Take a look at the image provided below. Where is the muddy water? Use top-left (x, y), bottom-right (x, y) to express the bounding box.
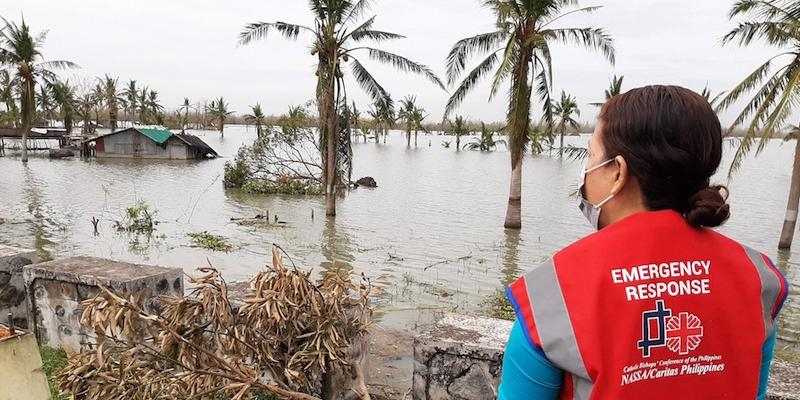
top-left (0, 126), bottom-right (796, 343)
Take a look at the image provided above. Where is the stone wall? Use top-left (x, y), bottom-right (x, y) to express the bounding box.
top-left (413, 313), bottom-right (799, 400)
top-left (0, 245), bottom-right (38, 329)
top-left (23, 256), bottom-right (183, 351)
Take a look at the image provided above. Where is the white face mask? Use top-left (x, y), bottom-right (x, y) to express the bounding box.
top-left (578, 158), bottom-right (616, 230)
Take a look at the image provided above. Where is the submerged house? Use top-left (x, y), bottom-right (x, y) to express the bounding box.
top-left (83, 128), bottom-right (218, 159)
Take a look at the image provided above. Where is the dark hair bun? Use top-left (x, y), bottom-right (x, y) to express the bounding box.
top-left (685, 185), bottom-right (730, 228)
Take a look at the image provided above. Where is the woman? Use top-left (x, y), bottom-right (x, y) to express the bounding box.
top-left (499, 85), bottom-right (789, 399)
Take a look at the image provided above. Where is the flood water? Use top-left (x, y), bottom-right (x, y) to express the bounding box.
top-left (0, 126), bottom-right (797, 344)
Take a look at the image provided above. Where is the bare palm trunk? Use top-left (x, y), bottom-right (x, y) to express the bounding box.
top-left (779, 138), bottom-right (800, 248)
top-left (20, 80), bottom-right (34, 163)
top-left (456, 135), bottom-right (461, 150)
top-left (559, 129), bottom-right (564, 158)
top-left (406, 129), bottom-right (411, 147)
top-left (414, 130), bottom-right (418, 146)
top-left (219, 119), bottom-right (225, 137)
top-left (503, 48), bottom-right (532, 229)
top-left (325, 106), bottom-right (338, 216)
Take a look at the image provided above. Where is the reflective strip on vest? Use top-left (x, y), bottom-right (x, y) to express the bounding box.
top-left (524, 258), bottom-right (593, 400)
top-left (742, 245), bottom-right (782, 338)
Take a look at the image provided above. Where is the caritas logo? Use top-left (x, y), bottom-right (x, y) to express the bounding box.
top-left (637, 300), bottom-right (704, 357)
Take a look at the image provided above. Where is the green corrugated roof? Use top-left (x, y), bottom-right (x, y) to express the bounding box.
top-left (137, 128), bottom-right (173, 144)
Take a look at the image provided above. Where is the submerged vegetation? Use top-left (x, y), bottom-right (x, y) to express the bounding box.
top-left (187, 231), bottom-right (232, 252)
top-left (116, 201), bottom-right (157, 234)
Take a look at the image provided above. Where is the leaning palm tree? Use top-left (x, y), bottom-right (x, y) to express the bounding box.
top-left (551, 90), bottom-right (580, 158)
top-left (590, 74), bottom-right (624, 107)
top-left (718, 0), bottom-right (800, 248)
top-left (147, 90), bottom-right (164, 125)
top-left (445, 0), bottom-right (614, 228)
top-left (99, 74), bottom-right (123, 131)
top-left (244, 103), bottom-right (266, 137)
top-left (206, 96), bottom-right (232, 136)
top-left (123, 80), bottom-right (137, 126)
top-left (0, 17), bottom-right (78, 162)
top-left (450, 115), bottom-right (470, 150)
top-left (239, 0), bottom-right (445, 217)
top-left (411, 104), bottom-right (428, 146)
top-left (52, 80), bottom-right (75, 133)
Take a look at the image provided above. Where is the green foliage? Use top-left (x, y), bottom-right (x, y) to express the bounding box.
top-left (122, 201), bottom-right (156, 233)
top-left (464, 122), bottom-right (506, 150)
top-left (479, 289), bottom-right (515, 321)
top-left (241, 179), bottom-right (322, 195)
top-left (223, 155), bottom-right (252, 188)
top-left (188, 231), bottom-right (232, 252)
top-left (40, 346), bottom-right (68, 400)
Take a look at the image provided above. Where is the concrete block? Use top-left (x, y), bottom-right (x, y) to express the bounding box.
top-left (413, 314), bottom-right (511, 400)
top-left (23, 256), bottom-right (183, 351)
top-left (0, 245), bottom-right (38, 329)
top-left (412, 313), bottom-right (798, 400)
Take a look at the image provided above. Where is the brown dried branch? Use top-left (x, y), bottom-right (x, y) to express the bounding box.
top-left (57, 245), bottom-right (371, 400)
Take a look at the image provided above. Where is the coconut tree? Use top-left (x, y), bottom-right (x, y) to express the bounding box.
top-left (350, 101), bottom-right (365, 142)
top-left (445, 0), bottom-right (614, 228)
top-left (590, 74), bottom-right (624, 107)
top-left (398, 95), bottom-right (417, 147)
top-left (465, 122), bottom-right (507, 150)
top-left (450, 115), bottom-right (469, 150)
top-left (0, 17), bottom-right (78, 162)
top-left (0, 70), bottom-right (18, 127)
top-left (136, 87), bottom-right (149, 124)
top-left (206, 96), bottom-right (232, 136)
top-left (244, 103), bottom-right (266, 137)
top-left (239, 0), bottom-right (445, 217)
top-left (51, 80), bottom-right (75, 133)
top-left (718, 0), bottom-right (800, 248)
top-left (179, 97), bottom-right (191, 133)
top-left (551, 90), bottom-right (580, 158)
top-left (36, 83), bottom-right (55, 126)
top-left (147, 90), bottom-right (164, 126)
top-left (99, 74), bottom-right (123, 131)
top-left (368, 99), bottom-right (395, 143)
top-left (123, 80), bottom-right (137, 126)
top-left (411, 103), bottom-right (428, 146)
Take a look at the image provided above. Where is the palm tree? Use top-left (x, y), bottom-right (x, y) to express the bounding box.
top-left (244, 103), bottom-right (266, 137)
top-left (350, 101), bottom-right (364, 142)
top-left (444, 0), bottom-right (614, 228)
top-left (411, 103), bottom-right (428, 146)
top-left (51, 80), bottom-right (75, 133)
top-left (551, 90), bottom-right (580, 158)
top-left (123, 80), bottom-right (137, 126)
top-left (369, 99), bottom-right (395, 143)
top-left (450, 115), bottom-right (469, 150)
top-left (239, 0), bottom-right (445, 217)
top-left (398, 95), bottom-right (417, 146)
top-left (0, 17), bottom-right (78, 162)
top-left (36, 83), bottom-right (55, 127)
top-left (718, 0), bottom-right (800, 248)
top-left (206, 96), bottom-right (232, 136)
top-left (99, 74), bottom-right (123, 131)
top-left (147, 90), bottom-right (164, 125)
top-left (0, 70), bottom-right (19, 127)
top-left (465, 122), bottom-right (507, 150)
top-left (137, 87), bottom-right (149, 124)
top-left (590, 74), bottom-right (624, 107)
top-left (179, 97), bottom-right (191, 133)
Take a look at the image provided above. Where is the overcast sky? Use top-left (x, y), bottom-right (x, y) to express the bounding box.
top-left (1, 0), bottom-right (781, 125)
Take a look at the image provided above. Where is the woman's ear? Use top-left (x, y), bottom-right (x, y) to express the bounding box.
top-left (611, 155), bottom-right (628, 195)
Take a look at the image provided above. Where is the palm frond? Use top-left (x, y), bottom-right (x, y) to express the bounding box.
top-left (445, 30), bottom-right (506, 85)
top-left (238, 21), bottom-right (311, 45)
top-left (715, 52), bottom-right (790, 111)
top-left (541, 6), bottom-right (604, 28)
top-left (544, 27), bottom-right (616, 64)
top-left (349, 57), bottom-right (392, 110)
top-left (489, 34), bottom-right (520, 99)
top-left (444, 52), bottom-right (499, 118)
top-left (722, 21), bottom-right (799, 47)
top-left (343, 0), bottom-right (375, 25)
top-left (350, 29), bottom-right (404, 43)
top-left (364, 47), bottom-right (446, 89)
top-left (38, 60), bottom-right (79, 70)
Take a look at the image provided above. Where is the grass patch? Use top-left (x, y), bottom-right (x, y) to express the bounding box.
top-left (479, 289), bottom-right (515, 321)
top-left (40, 346), bottom-right (67, 399)
top-left (188, 231), bottom-right (232, 252)
top-left (241, 179), bottom-right (322, 195)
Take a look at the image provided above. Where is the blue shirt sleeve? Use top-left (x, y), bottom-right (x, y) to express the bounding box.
top-left (498, 320), bottom-right (563, 400)
top-left (757, 327), bottom-right (777, 400)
